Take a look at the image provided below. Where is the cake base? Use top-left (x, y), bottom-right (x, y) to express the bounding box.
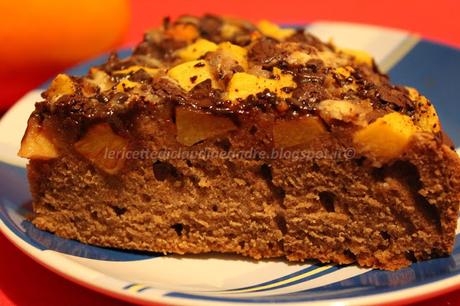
top-left (28, 114), bottom-right (460, 270)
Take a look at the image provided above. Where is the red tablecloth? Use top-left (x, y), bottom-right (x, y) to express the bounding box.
top-left (2, 1), bottom-right (460, 305)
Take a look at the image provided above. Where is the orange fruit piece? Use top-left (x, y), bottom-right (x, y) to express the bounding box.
top-left (165, 23), bottom-right (199, 42)
top-left (0, 0), bottom-right (130, 71)
top-left (74, 123), bottom-right (128, 174)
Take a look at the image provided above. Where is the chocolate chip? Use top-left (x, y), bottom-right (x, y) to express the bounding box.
top-left (378, 85), bottom-right (414, 112)
top-left (291, 82), bottom-right (327, 110)
top-left (112, 92), bottom-right (129, 104)
top-left (286, 31), bottom-right (328, 51)
top-left (198, 14), bottom-right (223, 42)
top-left (305, 59), bottom-right (324, 73)
top-left (189, 79), bottom-right (223, 108)
top-left (281, 87), bottom-right (294, 93)
top-left (248, 37), bottom-right (281, 66)
top-left (129, 69), bottom-right (153, 83)
top-left (95, 93), bottom-right (110, 104)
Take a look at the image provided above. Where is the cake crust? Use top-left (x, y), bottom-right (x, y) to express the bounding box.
top-left (19, 15), bottom-right (460, 270)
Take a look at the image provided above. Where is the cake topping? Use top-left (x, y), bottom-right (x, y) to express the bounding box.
top-left (74, 123), bottom-right (128, 174)
top-left (273, 116), bottom-right (327, 148)
top-left (167, 59), bottom-right (217, 91)
top-left (44, 74), bottom-right (76, 103)
top-left (317, 99), bottom-right (371, 126)
top-left (353, 112), bottom-right (417, 164)
top-left (257, 20), bottom-right (296, 41)
top-left (177, 38), bottom-right (218, 61)
top-left (405, 86), bottom-right (440, 134)
top-left (18, 116), bottom-right (59, 160)
top-left (226, 67), bottom-right (296, 102)
top-left (175, 107), bottom-right (237, 146)
top-left (31, 15), bottom-right (442, 156)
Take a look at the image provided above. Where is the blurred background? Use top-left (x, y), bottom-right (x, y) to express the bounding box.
top-left (1, 0), bottom-right (459, 114)
top-left (1, 1), bottom-right (460, 306)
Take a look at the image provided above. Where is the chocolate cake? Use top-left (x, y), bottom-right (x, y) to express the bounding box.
top-left (18, 15), bottom-right (460, 270)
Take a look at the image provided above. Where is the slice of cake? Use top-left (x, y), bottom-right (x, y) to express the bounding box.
top-left (18, 15), bottom-right (460, 270)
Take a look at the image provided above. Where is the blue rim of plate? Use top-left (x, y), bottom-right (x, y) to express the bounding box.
top-left (1, 22), bottom-right (460, 306)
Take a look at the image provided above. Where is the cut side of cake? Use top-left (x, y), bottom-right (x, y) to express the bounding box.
top-left (19, 15), bottom-right (460, 270)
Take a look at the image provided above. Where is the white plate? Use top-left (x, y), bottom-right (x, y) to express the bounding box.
top-left (2, 22), bottom-right (460, 306)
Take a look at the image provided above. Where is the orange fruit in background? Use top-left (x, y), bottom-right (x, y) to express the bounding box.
top-left (0, 0), bottom-right (131, 71)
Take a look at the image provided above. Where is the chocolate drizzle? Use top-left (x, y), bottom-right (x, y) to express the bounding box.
top-left (39, 15), bottom-right (421, 124)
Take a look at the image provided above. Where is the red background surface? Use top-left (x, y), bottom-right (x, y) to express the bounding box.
top-left (1, 0), bottom-right (460, 305)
